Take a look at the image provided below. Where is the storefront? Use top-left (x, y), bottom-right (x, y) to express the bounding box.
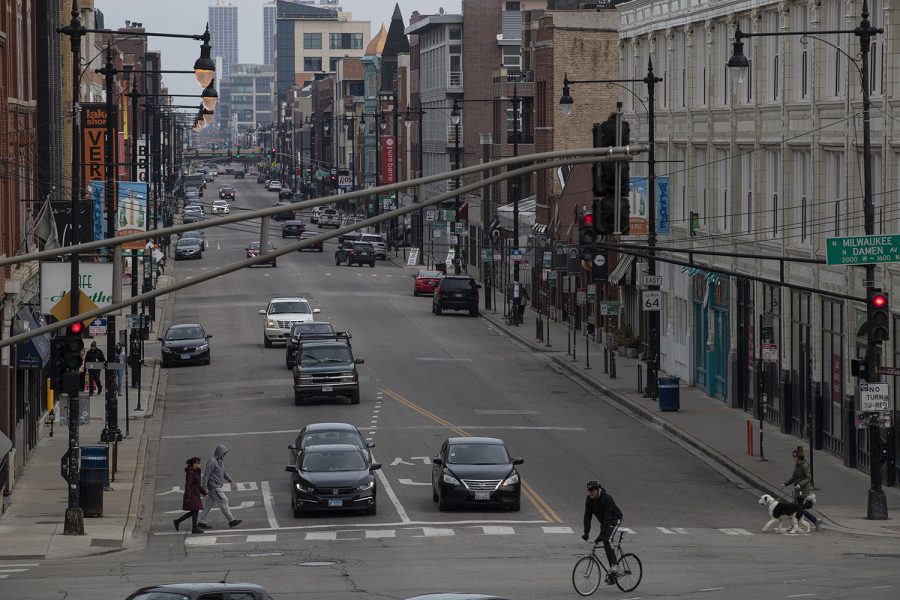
top-left (692, 271), bottom-right (730, 400)
top-left (10, 308), bottom-right (51, 472)
top-left (821, 299), bottom-right (845, 457)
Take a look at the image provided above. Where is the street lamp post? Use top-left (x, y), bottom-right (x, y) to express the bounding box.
top-left (511, 82), bottom-right (520, 284)
top-left (404, 104), bottom-right (426, 262)
top-left (450, 99), bottom-right (462, 273)
top-left (728, 0), bottom-right (885, 520)
top-left (559, 58), bottom-right (663, 398)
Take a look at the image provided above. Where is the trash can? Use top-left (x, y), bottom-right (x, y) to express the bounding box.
top-left (79, 445), bottom-right (108, 517)
top-left (658, 377), bottom-right (680, 412)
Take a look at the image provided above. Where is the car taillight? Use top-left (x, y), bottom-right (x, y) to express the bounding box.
top-left (474, 289), bottom-right (479, 301)
top-left (431, 279), bottom-right (439, 285)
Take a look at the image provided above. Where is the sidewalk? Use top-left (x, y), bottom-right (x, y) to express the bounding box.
top-left (0, 272), bottom-right (174, 560)
top-left (478, 303), bottom-right (900, 537)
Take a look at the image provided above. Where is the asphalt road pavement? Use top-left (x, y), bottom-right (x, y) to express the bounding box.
top-left (5, 171), bottom-right (900, 599)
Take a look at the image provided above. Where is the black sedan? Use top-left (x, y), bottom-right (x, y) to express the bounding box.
top-left (431, 437), bottom-right (523, 512)
top-left (174, 237), bottom-right (202, 260)
top-left (158, 323), bottom-right (211, 368)
top-left (285, 444), bottom-right (380, 517)
top-left (288, 422), bottom-right (373, 464)
top-left (234, 171), bottom-right (245, 179)
top-left (281, 220), bottom-right (305, 238)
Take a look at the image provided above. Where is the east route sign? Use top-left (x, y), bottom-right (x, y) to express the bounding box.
top-left (826, 235), bottom-right (900, 266)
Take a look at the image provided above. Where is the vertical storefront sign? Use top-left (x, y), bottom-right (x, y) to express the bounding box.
top-left (380, 135), bottom-right (396, 184)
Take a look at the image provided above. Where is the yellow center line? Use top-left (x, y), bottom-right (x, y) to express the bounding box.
top-left (383, 388), bottom-right (563, 524)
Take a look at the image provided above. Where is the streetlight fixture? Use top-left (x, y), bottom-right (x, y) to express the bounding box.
top-left (450, 99), bottom-right (461, 126)
top-left (201, 79), bottom-right (218, 111)
top-left (728, 0), bottom-right (886, 520)
top-left (200, 106), bottom-right (214, 126)
top-left (193, 25), bottom-right (215, 88)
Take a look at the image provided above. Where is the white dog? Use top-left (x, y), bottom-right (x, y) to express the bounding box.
top-left (759, 493), bottom-right (803, 534)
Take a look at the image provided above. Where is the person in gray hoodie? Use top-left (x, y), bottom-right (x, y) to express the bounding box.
top-left (197, 444), bottom-right (242, 529)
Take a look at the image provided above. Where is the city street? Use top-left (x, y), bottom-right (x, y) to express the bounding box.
top-left (1, 175), bottom-right (898, 599)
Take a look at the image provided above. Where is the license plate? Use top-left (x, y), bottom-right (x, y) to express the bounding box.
top-left (321, 385), bottom-right (333, 392)
top-left (328, 498), bottom-right (343, 507)
top-left (474, 491), bottom-right (491, 500)
top-left (180, 354), bottom-right (190, 360)
top-left (455, 293), bottom-right (464, 298)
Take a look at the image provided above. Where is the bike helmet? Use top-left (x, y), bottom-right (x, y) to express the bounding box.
top-left (586, 480), bottom-right (601, 491)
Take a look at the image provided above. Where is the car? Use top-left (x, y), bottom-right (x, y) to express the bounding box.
top-left (285, 321), bottom-right (348, 368)
top-left (311, 206), bottom-right (322, 223)
top-left (299, 230), bottom-right (324, 252)
top-left (291, 339), bottom-right (363, 405)
top-left (218, 185), bottom-right (235, 200)
top-left (357, 233), bottom-right (386, 259)
top-left (183, 211), bottom-right (203, 224)
top-left (234, 170), bottom-right (245, 179)
top-left (174, 237), bottom-right (203, 260)
top-left (158, 323), bottom-right (212, 368)
top-left (319, 208), bottom-right (341, 228)
top-left (404, 595), bottom-right (514, 600)
top-left (335, 241), bottom-right (376, 267)
top-left (179, 230), bottom-right (206, 250)
top-left (184, 186), bottom-right (200, 200)
top-left (267, 179), bottom-right (283, 192)
top-left (285, 444), bottom-right (380, 516)
top-left (279, 188), bottom-right (295, 201)
top-left (288, 422), bottom-right (374, 464)
top-left (433, 276), bottom-right (481, 317)
top-left (246, 241), bottom-right (277, 267)
top-left (431, 436), bottom-right (523, 512)
top-left (204, 173), bottom-right (215, 183)
top-left (125, 582), bottom-right (274, 600)
top-left (259, 296), bottom-right (321, 347)
top-left (257, 173), bottom-right (268, 184)
top-left (281, 220), bottom-right (305, 238)
top-left (414, 269), bottom-right (444, 296)
top-left (211, 199), bottom-right (230, 214)
top-left (337, 217), bottom-right (365, 243)
top-left (272, 201), bottom-right (296, 222)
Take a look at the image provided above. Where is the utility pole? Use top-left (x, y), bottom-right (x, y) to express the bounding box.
top-left (511, 81), bottom-right (520, 283)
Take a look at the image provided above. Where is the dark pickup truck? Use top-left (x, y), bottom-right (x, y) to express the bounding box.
top-left (285, 322), bottom-right (351, 368)
top-left (291, 337), bottom-right (363, 406)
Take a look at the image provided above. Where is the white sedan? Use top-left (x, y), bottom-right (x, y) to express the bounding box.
top-left (211, 199), bottom-right (230, 214)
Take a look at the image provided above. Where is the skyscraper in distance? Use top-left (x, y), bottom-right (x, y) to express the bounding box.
top-left (263, 2), bottom-right (276, 66)
top-left (209, 0), bottom-right (238, 78)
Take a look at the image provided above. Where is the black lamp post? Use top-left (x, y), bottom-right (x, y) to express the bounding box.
top-left (450, 99), bottom-right (462, 272)
top-left (559, 58), bottom-right (663, 398)
top-left (404, 103), bottom-right (426, 261)
top-left (728, 0), bottom-right (886, 520)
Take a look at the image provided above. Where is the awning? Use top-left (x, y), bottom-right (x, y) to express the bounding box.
top-left (497, 195), bottom-right (536, 230)
top-left (608, 254), bottom-right (635, 285)
top-left (13, 308), bottom-right (50, 369)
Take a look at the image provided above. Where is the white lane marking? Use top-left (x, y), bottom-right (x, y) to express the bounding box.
top-left (479, 526), bottom-right (515, 535)
top-left (718, 528), bottom-right (753, 535)
top-left (185, 535), bottom-right (220, 546)
top-left (306, 532), bottom-right (337, 541)
top-left (871, 586), bottom-right (894, 590)
top-left (700, 588), bottom-right (725, 592)
top-left (217, 242), bottom-right (221, 250)
top-left (417, 527), bottom-right (454, 537)
top-left (246, 534), bottom-right (277, 543)
top-left (657, 527), bottom-right (689, 534)
top-left (365, 530), bottom-right (397, 539)
top-left (153, 518), bottom-right (548, 536)
top-left (542, 526), bottom-right (574, 534)
top-left (234, 482), bottom-right (259, 491)
top-left (786, 595), bottom-right (816, 598)
top-left (0, 564), bottom-right (39, 568)
top-left (261, 480), bottom-right (279, 529)
top-left (0, 569), bottom-right (30, 574)
top-left (373, 454), bottom-right (409, 523)
top-left (397, 478), bottom-right (431, 486)
top-left (165, 500), bottom-right (255, 514)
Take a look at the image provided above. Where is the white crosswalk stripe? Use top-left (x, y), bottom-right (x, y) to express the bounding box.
top-left (0, 564), bottom-right (40, 580)
top-left (718, 528), bottom-right (754, 535)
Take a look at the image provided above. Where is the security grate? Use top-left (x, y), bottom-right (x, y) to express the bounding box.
top-left (89, 538), bottom-right (123, 548)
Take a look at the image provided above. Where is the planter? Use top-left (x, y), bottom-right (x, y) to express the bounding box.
top-left (626, 347), bottom-right (638, 358)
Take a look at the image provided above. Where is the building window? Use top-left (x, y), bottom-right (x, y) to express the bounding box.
top-left (738, 17), bottom-right (753, 105)
top-left (793, 150), bottom-right (809, 244)
top-left (449, 44), bottom-right (462, 87)
top-left (303, 33), bottom-right (322, 49)
top-left (870, 0), bottom-right (884, 96)
top-left (872, 153), bottom-right (884, 234)
top-left (673, 145), bottom-right (686, 225)
top-left (826, 151), bottom-right (843, 235)
top-left (329, 33), bottom-right (364, 50)
top-left (695, 25), bottom-right (707, 107)
top-left (766, 150), bottom-right (780, 238)
top-left (741, 152), bottom-right (753, 234)
top-left (717, 22), bottom-right (728, 106)
top-left (449, 27), bottom-right (462, 41)
top-left (348, 82), bottom-right (364, 97)
top-left (765, 11), bottom-right (779, 102)
top-left (329, 57), bottom-right (340, 71)
top-left (794, 4), bottom-right (809, 100)
top-left (505, 1), bottom-right (521, 10)
top-left (502, 46), bottom-right (521, 69)
top-left (825, 1), bottom-right (844, 97)
top-left (303, 57), bottom-right (323, 71)
top-left (696, 147), bottom-right (707, 225)
top-left (656, 33), bottom-right (668, 108)
top-left (717, 148), bottom-right (729, 232)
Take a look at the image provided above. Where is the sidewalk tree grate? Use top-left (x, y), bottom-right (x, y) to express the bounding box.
top-left (0, 555), bottom-right (45, 560)
top-left (89, 538), bottom-right (123, 548)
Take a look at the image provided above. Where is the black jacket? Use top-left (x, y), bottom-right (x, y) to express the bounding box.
top-left (85, 347), bottom-right (106, 365)
top-left (584, 490), bottom-right (623, 535)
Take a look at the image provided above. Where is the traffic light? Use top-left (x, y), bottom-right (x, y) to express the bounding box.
top-left (578, 210), bottom-right (597, 261)
top-left (867, 289), bottom-right (890, 343)
top-left (593, 116), bottom-right (630, 235)
top-left (49, 333), bottom-right (69, 392)
top-left (61, 323), bottom-right (85, 395)
top-left (235, 144), bottom-right (241, 158)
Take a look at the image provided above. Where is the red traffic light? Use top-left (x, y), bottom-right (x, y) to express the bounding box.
top-left (70, 322), bottom-right (83, 334)
top-left (872, 293), bottom-right (888, 308)
top-left (582, 212), bottom-right (594, 227)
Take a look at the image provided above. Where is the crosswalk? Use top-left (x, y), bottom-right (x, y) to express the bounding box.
top-left (175, 524), bottom-right (759, 547)
top-left (0, 563), bottom-right (39, 580)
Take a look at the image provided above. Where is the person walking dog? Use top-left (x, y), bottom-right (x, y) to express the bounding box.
top-left (780, 446), bottom-right (820, 531)
top-left (173, 457), bottom-right (207, 534)
top-left (197, 444), bottom-right (242, 530)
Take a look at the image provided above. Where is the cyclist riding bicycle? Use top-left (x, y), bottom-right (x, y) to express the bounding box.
top-left (582, 480), bottom-right (623, 578)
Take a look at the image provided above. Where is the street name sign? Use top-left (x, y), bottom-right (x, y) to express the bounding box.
top-left (859, 382), bottom-right (890, 413)
top-left (826, 235), bottom-right (900, 266)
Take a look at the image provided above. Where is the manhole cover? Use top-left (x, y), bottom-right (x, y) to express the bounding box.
top-left (301, 561), bottom-right (337, 567)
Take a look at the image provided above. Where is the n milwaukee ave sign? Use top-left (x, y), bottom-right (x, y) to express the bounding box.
top-left (826, 234), bottom-right (900, 266)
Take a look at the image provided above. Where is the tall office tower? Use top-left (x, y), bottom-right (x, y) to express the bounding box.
top-left (209, 0), bottom-right (239, 78)
top-left (263, 2), bottom-right (276, 65)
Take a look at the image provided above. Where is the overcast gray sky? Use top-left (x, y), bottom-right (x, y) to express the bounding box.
top-left (94, 0), bottom-right (461, 96)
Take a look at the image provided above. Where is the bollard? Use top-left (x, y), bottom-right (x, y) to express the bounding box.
top-left (610, 351), bottom-right (617, 379)
top-left (637, 364), bottom-right (643, 394)
top-left (747, 420), bottom-right (753, 456)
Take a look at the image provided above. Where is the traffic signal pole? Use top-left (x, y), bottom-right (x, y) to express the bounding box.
top-left (644, 58), bottom-right (661, 400)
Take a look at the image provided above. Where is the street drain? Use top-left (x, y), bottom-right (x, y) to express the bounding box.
top-left (301, 561), bottom-right (338, 567)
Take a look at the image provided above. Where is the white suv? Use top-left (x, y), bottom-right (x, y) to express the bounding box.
top-left (259, 297), bottom-right (321, 347)
top-left (358, 233), bottom-right (386, 259)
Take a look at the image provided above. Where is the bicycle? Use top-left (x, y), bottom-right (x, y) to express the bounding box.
top-left (572, 531), bottom-right (642, 595)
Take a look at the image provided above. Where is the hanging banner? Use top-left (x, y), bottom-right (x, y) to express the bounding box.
top-left (89, 181), bottom-right (148, 249)
top-left (627, 175), bottom-right (670, 237)
top-left (82, 103), bottom-right (110, 186)
top-left (136, 138), bottom-right (148, 183)
top-left (89, 182), bottom-right (105, 241)
top-left (380, 135), bottom-right (396, 185)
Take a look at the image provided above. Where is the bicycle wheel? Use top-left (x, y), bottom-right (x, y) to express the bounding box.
top-left (572, 556), bottom-right (603, 596)
top-left (615, 553), bottom-right (643, 593)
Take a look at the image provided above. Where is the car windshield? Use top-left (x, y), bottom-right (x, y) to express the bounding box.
top-left (418, 271), bottom-right (442, 278)
top-left (270, 301), bottom-right (310, 314)
top-left (301, 431), bottom-right (363, 450)
top-left (294, 323), bottom-right (333, 335)
top-left (361, 235), bottom-right (382, 243)
top-left (298, 345), bottom-right (352, 366)
top-left (301, 449), bottom-right (366, 472)
top-left (181, 232), bottom-right (202, 239)
top-left (166, 326), bottom-right (204, 340)
top-left (249, 242), bottom-right (275, 251)
top-left (128, 593), bottom-right (193, 600)
top-left (447, 443), bottom-right (510, 465)
top-left (213, 200), bottom-right (227, 205)
top-left (176, 239), bottom-right (198, 248)
top-left (441, 278), bottom-right (477, 292)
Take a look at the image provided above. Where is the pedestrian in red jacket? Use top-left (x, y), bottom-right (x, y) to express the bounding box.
top-left (173, 457), bottom-right (207, 534)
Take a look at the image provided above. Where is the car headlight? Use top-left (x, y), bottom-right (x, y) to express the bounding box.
top-left (197, 343), bottom-right (209, 351)
top-left (267, 319), bottom-right (276, 328)
top-left (161, 347), bottom-right (174, 353)
top-left (295, 482), bottom-right (315, 493)
top-left (442, 473), bottom-right (460, 486)
top-left (501, 472), bottom-right (519, 488)
top-left (355, 480), bottom-right (374, 492)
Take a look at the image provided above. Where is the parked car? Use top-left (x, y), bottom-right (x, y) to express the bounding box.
top-left (158, 323), bottom-right (211, 368)
top-left (431, 436), bottom-right (522, 511)
top-left (279, 188), bottom-right (294, 201)
top-left (126, 582), bottom-right (273, 600)
top-left (414, 270), bottom-right (444, 296)
top-left (267, 180), bottom-right (283, 192)
top-left (174, 237), bottom-right (203, 260)
top-left (259, 296), bottom-right (321, 347)
top-left (299, 230), bottom-right (324, 252)
top-left (211, 199), bottom-right (230, 214)
top-left (218, 185), bottom-right (235, 200)
top-left (311, 206), bottom-right (322, 224)
top-left (257, 173), bottom-right (268, 184)
top-left (246, 241), bottom-right (277, 267)
top-left (285, 444), bottom-right (379, 516)
top-left (281, 220), bottom-right (305, 238)
top-left (234, 170), bottom-right (245, 179)
top-left (288, 422), bottom-right (373, 464)
top-left (285, 322), bottom-right (349, 368)
top-left (433, 276), bottom-right (481, 317)
top-left (272, 201), bottom-right (295, 222)
top-left (335, 241), bottom-right (376, 267)
top-left (291, 338), bottom-right (363, 405)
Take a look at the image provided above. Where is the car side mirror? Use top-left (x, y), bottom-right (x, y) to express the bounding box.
top-left (285, 465), bottom-right (298, 473)
top-left (288, 444), bottom-right (296, 451)
top-left (366, 442), bottom-right (375, 449)
top-left (354, 358), bottom-right (365, 364)
top-left (157, 337), bottom-right (164, 342)
top-left (258, 309), bottom-right (266, 315)
top-left (512, 458), bottom-right (524, 465)
top-left (370, 463), bottom-right (382, 471)
top-left (432, 457), bottom-right (444, 466)
top-left (205, 334), bottom-right (213, 339)
top-left (477, 284), bottom-right (483, 289)
top-left (313, 308), bottom-right (321, 314)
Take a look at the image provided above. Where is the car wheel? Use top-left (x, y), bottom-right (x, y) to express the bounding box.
top-left (369, 262), bottom-right (375, 268)
top-left (335, 256), bottom-right (341, 265)
top-left (294, 392), bottom-right (305, 406)
top-left (470, 308), bottom-right (479, 317)
top-left (204, 358), bottom-right (211, 365)
top-left (161, 359), bottom-right (169, 368)
top-left (432, 487), bottom-right (439, 502)
top-left (414, 291), bottom-right (419, 297)
top-left (350, 391), bottom-right (360, 404)
top-left (272, 261), bottom-right (277, 268)
top-left (318, 248), bottom-right (323, 252)
top-left (431, 304), bottom-right (436, 314)
top-left (293, 505), bottom-right (303, 518)
top-left (510, 502), bottom-right (521, 512)
top-left (435, 305), bottom-right (443, 315)
top-left (438, 489), bottom-right (450, 512)
top-left (264, 336), bottom-right (273, 348)
top-left (366, 502), bottom-right (377, 515)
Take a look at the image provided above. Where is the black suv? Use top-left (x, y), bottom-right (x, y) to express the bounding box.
top-left (292, 338), bottom-right (364, 405)
top-left (285, 321), bottom-right (352, 368)
top-left (335, 241), bottom-right (376, 267)
top-left (433, 276), bottom-right (481, 317)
